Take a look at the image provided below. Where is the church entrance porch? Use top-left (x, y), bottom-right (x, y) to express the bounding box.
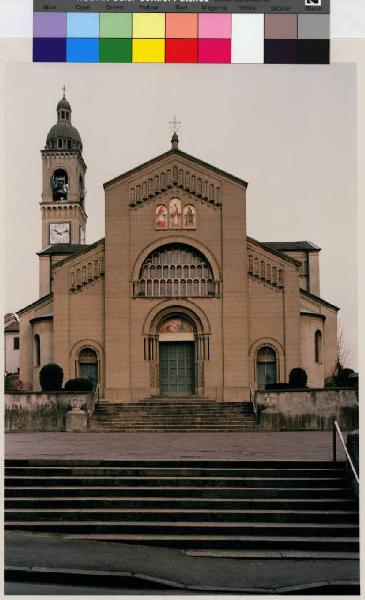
top-left (159, 341), bottom-right (195, 396)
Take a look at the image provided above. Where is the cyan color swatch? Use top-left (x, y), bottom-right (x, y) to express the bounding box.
top-left (66, 38), bottom-right (99, 62)
top-left (67, 13), bottom-right (99, 38)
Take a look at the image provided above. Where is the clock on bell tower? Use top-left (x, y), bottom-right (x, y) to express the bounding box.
top-left (38, 90), bottom-right (88, 297)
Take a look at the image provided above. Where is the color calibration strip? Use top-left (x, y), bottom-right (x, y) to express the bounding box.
top-left (33, 13), bottom-right (330, 64)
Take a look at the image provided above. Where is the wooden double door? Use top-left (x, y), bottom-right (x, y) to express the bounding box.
top-left (159, 342), bottom-right (195, 396)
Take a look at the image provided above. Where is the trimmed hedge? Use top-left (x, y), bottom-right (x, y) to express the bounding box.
top-left (39, 363), bottom-right (63, 392)
top-left (288, 368), bottom-right (308, 389)
top-left (64, 378), bottom-right (94, 392)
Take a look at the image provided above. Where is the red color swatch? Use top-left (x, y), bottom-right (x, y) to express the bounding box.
top-left (198, 39), bottom-right (231, 63)
top-left (166, 39), bottom-right (198, 63)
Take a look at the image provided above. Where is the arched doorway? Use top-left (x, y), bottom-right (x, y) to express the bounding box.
top-left (256, 346), bottom-right (277, 390)
top-left (159, 317), bottom-right (195, 396)
top-left (78, 347), bottom-right (98, 390)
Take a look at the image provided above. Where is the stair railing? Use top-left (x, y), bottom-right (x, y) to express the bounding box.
top-left (332, 420), bottom-right (359, 485)
top-left (86, 383), bottom-right (100, 421)
top-left (250, 385), bottom-right (258, 423)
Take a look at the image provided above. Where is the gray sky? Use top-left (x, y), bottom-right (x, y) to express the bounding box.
top-left (4, 63), bottom-right (357, 368)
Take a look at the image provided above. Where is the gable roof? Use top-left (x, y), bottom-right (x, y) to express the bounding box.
top-left (5, 320), bottom-right (19, 332)
top-left (38, 244), bottom-right (90, 256)
top-left (300, 288), bottom-right (339, 311)
top-left (52, 238), bottom-right (105, 270)
top-left (103, 148), bottom-right (248, 190)
top-left (17, 293), bottom-right (53, 316)
top-left (263, 241), bottom-right (321, 252)
top-left (247, 237), bottom-right (302, 267)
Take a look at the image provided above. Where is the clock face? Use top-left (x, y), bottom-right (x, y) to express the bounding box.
top-left (49, 223), bottom-right (70, 244)
top-left (79, 226), bottom-right (85, 245)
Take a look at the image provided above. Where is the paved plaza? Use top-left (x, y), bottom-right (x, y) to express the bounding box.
top-left (5, 431), bottom-right (345, 460)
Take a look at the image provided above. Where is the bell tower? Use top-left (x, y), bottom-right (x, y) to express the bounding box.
top-left (38, 91), bottom-right (87, 296)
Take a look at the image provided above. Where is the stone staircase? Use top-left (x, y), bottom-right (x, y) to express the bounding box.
top-left (4, 459), bottom-right (359, 558)
top-left (88, 399), bottom-right (257, 432)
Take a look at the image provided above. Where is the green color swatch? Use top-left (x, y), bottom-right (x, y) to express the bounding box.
top-left (100, 13), bottom-right (132, 38)
top-left (99, 38), bottom-right (132, 62)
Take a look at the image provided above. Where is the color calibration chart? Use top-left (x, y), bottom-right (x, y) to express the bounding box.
top-left (33, 0), bottom-right (330, 64)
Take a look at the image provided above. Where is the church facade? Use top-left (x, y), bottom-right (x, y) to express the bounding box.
top-left (18, 95), bottom-right (338, 402)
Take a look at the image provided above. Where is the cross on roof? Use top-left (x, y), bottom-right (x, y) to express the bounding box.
top-left (169, 114), bottom-right (181, 135)
top-left (62, 84), bottom-right (66, 98)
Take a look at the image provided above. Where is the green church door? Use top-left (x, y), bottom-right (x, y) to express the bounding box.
top-left (159, 342), bottom-right (195, 396)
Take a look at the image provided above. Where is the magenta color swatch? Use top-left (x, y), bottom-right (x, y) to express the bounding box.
top-left (198, 14), bottom-right (232, 39)
top-left (33, 12), bottom-right (67, 38)
top-left (198, 39), bottom-right (231, 63)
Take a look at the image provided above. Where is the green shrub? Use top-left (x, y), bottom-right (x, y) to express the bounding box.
top-left (39, 363), bottom-right (63, 392)
top-left (336, 367), bottom-right (355, 387)
top-left (64, 378), bottom-right (93, 392)
top-left (288, 368), bottom-right (308, 388)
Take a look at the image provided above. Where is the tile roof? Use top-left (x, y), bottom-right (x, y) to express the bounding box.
top-left (262, 241), bottom-right (321, 252)
top-left (37, 244), bottom-right (89, 256)
top-left (5, 320), bottom-right (19, 332)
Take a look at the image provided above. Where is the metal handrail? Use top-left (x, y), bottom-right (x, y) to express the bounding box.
top-left (249, 385), bottom-right (258, 421)
top-left (86, 383), bottom-right (100, 419)
top-left (333, 420), bottom-right (359, 485)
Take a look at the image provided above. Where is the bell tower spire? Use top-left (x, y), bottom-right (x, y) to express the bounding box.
top-left (38, 91), bottom-right (88, 296)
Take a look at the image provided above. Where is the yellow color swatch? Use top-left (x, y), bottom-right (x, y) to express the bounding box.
top-left (133, 39), bottom-right (165, 63)
top-left (133, 14), bottom-right (165, 39)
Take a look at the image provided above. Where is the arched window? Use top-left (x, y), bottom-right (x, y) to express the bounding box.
top-left (138, 243), bottom-right (215, 298)
top-left (52, 168), bottom-right (68, 201)
top-left (315, 330), bottom-right (322, 363)
top-left (34, 334), bottom-right (41, 367)
top-left (256, 346), bottom-right (277, 390)
top-left (78, 347), bottom-right (98, 390)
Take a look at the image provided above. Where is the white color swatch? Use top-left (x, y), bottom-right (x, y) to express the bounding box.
top-left (231, 15), bottom-right (264, 64)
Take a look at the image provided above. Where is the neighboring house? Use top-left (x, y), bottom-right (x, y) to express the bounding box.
top-left (4, 313), bottom-right (20, 374)
top-left (17, 93), bottom-right (338, 397)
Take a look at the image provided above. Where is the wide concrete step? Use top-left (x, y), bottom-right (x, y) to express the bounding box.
top-left (5, 485), bottom-right (352, 499)
top-left (90, 400), bottom-right (257, 432)
top-left (5, 508), bottom-right (359, 524)
top-left (95, 408), bottom-right (256, 413)
top-left (6, 497), bottom-right (357, 511)
top-left (5, 459), bottom-right (358, 556)
top-left (5, 459), bottom-right (343, 467)
top-left (5, 476), bottom-right (349, 488)
top-left (5, 466), bottom-right (344, 477)
top-left (4, 519), bottom-right (359, 537)
top-left (88, 428), bottom-right (257, 433)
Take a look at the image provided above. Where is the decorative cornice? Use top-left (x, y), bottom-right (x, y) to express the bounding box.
top-left (104, 148), bottom-right (247, 190)
top-left (128, 164), bottom-right (222, 209)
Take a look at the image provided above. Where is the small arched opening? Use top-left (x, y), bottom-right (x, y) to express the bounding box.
top-left (256, 346), bottom-right (277, 390)
top-left (315, 330), bottom-right (322, 363)
top-left (52, 168), bottom-right (69, 201)
top-left (34, 334), bottom-right (41, 367)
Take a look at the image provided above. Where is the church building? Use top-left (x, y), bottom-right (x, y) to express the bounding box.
top-left (18, 94), bottom-right (338, 401)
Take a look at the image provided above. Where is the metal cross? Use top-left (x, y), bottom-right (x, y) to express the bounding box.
top-left (62, 84), bottom-right (66, 97)
top-left (169, 114), bottom-right (181, 135)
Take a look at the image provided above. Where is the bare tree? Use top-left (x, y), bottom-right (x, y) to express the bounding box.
top-left (337, 321), bottom-right (352, 370)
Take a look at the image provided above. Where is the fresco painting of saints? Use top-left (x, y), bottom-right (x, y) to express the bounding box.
top-left (183, 205), bottom-right (196, 229)
top-left (155, 205), bottom-right (167, 229)
top-left (170, 198), bottom-right (182, 229)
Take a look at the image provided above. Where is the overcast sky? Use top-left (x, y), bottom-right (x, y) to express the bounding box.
top-left (4, 63), bottom-right (357, 368)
